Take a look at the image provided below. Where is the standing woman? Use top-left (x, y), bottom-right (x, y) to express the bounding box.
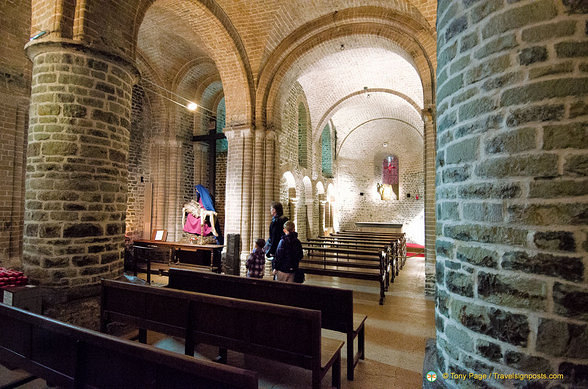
top-left (265, 202), bottom-right (288, 272)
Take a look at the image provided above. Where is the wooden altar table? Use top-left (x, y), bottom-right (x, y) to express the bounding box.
top-left (132, 239), bottom-right (224, 282)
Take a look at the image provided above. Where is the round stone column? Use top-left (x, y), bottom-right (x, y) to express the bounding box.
top-left (252, 129), bottom-right (266, 244)
top-left (436, 1), bottom-right (587, 387)
top-left (264, 130), bottom-right (276, 238)
top-left (24, 42), bottom-right (137, 289)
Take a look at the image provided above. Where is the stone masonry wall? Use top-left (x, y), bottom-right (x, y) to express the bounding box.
top-left (126, 85), bottom-right (152, 239)
top-left (24, 44), bottom-right (135, 290)
top-left (435, 1), bottom-right (588, 387)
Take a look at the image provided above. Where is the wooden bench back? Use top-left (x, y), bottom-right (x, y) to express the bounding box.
top-left (101, 279), bottom-right (322, 371)
top-left (167, 268), bottom-right (354, 333)
top-left (0, 303), bottom-right (258, 389)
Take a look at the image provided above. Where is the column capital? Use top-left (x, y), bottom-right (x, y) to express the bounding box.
top-left (255, 129), bottom-right (266, 140)
top-left (421, 105), bottom-right (436, 124)
top-left (223, 125), bottom-right (253, 140)
top-left (25, 39), bottom-right (140, 83)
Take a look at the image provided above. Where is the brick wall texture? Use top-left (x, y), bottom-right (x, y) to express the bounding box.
top-left (436, 0), bottom-right (588, 386)
top-left (0, 0), bottom-right (31, 269)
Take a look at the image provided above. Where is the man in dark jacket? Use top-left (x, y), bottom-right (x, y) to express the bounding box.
top-left (273, 220), bottom-right (303, 283)
top-left (265, 201), bottom-right (288, 271)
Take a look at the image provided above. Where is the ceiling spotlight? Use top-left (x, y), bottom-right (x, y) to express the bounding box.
top-left (383, 142), bottom-right (388, 147)
top-left (186, 102), bottom-right (198, 111)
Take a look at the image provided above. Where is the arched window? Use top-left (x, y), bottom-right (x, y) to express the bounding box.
top-left (321, 124), bottom-right (333, 177)
top-left (379, 155), bottom-right (399, 200)
top-left (298, 102), bottom-right (308, 168)
top-left (216, 97), bottom-right (227, 152)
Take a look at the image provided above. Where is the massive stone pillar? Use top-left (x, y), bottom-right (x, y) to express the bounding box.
top-left (435, 1), bottom-right (587, 387)
top-left (24, 42), bottom-right (136, 291)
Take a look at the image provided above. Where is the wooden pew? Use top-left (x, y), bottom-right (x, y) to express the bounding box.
top-left (100, 279), bottom-right (343, 389)
top-left (313, 236), bottom-right (400, 277)
top-left (330, 231), bottom-right (407, 270)
top-left (306, 238), bottom-right (396, 282)
top-left (299, 244), bottom-right (388, 305)
top-left (167, 267), bottom-right (367, 381)
top-left (0, 303), bottom-right (258, 389)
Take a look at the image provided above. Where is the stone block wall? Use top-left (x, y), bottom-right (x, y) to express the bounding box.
top-left (435, 0), bottom-right (588, 386)
top-left (126, 85), bottom-right (152, 240)
top-left (179, 111), bottom-right (195, 206)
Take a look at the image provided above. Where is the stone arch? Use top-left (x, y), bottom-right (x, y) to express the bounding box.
top-left (313, 88), bottom-right (422, 145)
top-left (136, 0), bottom-right (254, 126)
top-left (280, 171), bottom-right (297, 223)
top-left (316, 181), bottom-right (325, 195)
top-left (174, 59), bottom-right (222, 134)
top-left (336, 117), bottom-right (423, 156)
top-left (256, 6), bottom-right (436, 129)
top-left (282, 171), bottom-right (296, 188)
top-left (134, 52), bottom-right (169, 137)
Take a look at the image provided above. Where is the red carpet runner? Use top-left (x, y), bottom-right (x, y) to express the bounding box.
top-left (406, 243), bottom-right (425, 258)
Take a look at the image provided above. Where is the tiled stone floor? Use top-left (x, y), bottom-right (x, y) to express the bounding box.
top-left (0, 256), bottom-right (435, 388)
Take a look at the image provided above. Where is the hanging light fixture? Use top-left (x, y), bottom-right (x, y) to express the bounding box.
top-left (141, 79), bottom-right (211, 116)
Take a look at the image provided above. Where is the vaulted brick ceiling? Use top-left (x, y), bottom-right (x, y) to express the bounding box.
top-left (135, 0), bottom-right (433, 137)
top-left (136, 2), bottom-right (223, 112)
top-left (279, 37), bottom-right (426, 155)
top-left (294, 43), bottom-right (424, 134)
